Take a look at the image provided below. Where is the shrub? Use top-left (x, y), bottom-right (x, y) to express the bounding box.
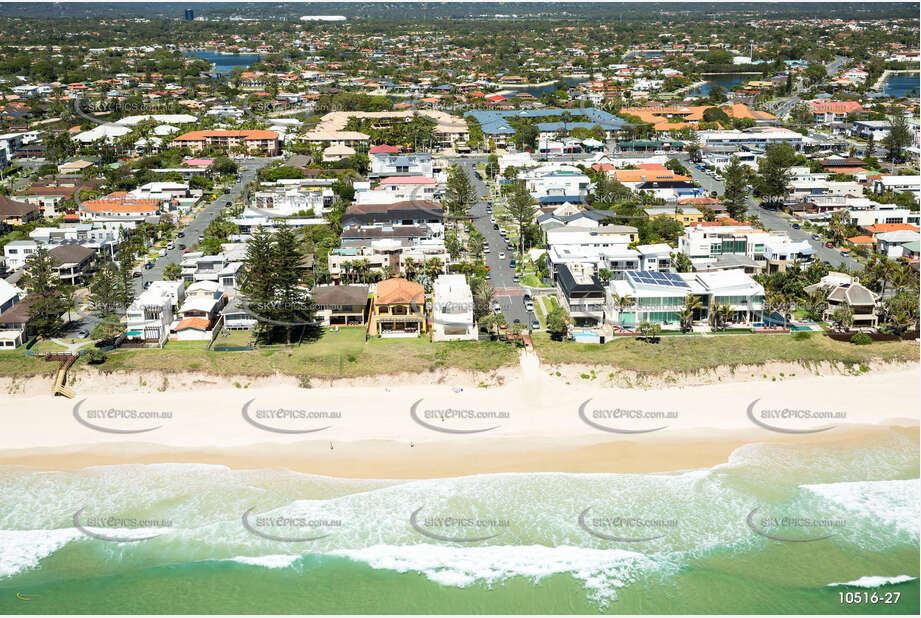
top-left (84, 348), bottom-right (107, 364)
top-left (850, 333), bottom-right (873, 345)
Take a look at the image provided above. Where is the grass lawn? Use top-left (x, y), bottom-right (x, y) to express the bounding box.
top-left (533, 297), bottom-right (548, 328)
top-left (532, 331), bottom-right (919, 373)
top-left (0, 351), bottom-right (55, 377)
top-left (29, 340), bottom-right (70, 353)
top-left (86, 328), bottom-right (519, 378)
top-left (520, 274), bottom-right (552, 288)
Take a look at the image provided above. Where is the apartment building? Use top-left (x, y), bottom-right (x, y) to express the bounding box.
top-left (172, 130), bottom-right (280, 155)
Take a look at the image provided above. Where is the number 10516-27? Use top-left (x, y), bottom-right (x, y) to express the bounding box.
top-left (839, 591), bottom-right (900, 605)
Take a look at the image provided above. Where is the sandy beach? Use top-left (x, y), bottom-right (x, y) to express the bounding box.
top-left (1, 364), bottom-right (917, 477)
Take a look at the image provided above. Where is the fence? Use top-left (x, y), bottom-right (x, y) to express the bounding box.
top-left (825, 330), bottom-right (919, 342)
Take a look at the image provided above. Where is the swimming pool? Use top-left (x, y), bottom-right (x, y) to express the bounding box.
top-left (572, 332), bottom-right (600, 343)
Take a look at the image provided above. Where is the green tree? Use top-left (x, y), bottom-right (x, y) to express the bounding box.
top-left (883, 112), bottom-right (912, 163)
top-left (546, 305), bottom-right (572, 341)
top-left (20, 246), bottom-right (70, 336)
top-left (678, 294), bottom-right (703, 332)
top-left (506, 182), bottom-right (537, 258)
top-left (162, 262), bottom-right (181, 281)
top-left (756, 143), bottom-right (796, 208)
top-left (443, 164), bottom-right (477, 219)
top-left (87, 262), bottom-right (121, 318)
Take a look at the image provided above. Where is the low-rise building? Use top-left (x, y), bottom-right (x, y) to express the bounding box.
top-left (556, 262), bottom-right (606, 327)
top-left (313, 284), bottom-right (369, 327)
top-left (607, 269), bottom-right (764, 328)
top-left (804, 272), bottom-right (878, 329)
top-left (432, 274), bottom-right (477, 341)
top-left (369, 277), bottom-right (426, 337)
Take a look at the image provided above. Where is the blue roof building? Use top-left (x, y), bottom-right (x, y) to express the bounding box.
top-left (465, 108), bottom-right (628, 139)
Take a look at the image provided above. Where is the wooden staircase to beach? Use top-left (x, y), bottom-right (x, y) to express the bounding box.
top-left (45, 353), bottom-right (78, 398)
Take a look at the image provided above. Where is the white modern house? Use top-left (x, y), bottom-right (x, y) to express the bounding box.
top-left (873, 175), bottom-right (921, 201)
top-left (126, 280), bottom-right (184, 346)
top-left (607, 269), bottom-right (764, 328)
top-left (431, 274), bottom-right (477, 341)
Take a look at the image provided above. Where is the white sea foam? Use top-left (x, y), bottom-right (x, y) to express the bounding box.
top-left (328, 543), bottom-right (676, 606)
top-left (827, 575), bottom-right (917, 588)
top-left (224, 554), bottom-right (301, 569)
top-left (801, 479), bottom-right (919, 539)
top-left (0, 528), bottom-right (83, 578)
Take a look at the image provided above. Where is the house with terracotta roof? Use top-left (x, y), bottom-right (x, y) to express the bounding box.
top-left (369, 277), bottom-right (426, 337)
top-left (172, 130), bottom-right (279, 155)
top-left (80, 196), bottom-right (160, 222)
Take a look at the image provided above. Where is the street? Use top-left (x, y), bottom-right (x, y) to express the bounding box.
top-left (134, 157), bottom-right (272, 292)
top-left (677, 155), bottom-right (862, 270)
top-left (453, 158), bottom-right (532, 328)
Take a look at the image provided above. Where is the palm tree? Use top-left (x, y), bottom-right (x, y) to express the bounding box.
top-left (801, 289), bottom-right (828, 321)
top-left (764, 291), bottom-right (792, 329)
top-left (679, 294), bottom-right (703, 332)
top-left (610, 293), bottom-right (635, 330)
top-left (424, 257), bottom-right (444, 281)
top-left (403, 257), bottom-right (417, 281)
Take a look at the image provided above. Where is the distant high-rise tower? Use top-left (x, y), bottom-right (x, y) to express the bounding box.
top-left (184, 9), bottom-right (194, 21)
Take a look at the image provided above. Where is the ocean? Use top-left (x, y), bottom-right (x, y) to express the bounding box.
top-left (0, 430), bottom-right (918, 614)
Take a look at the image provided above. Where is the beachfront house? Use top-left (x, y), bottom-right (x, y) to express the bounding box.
top-left (368, 277), bottom-right (426, 337)
top-left (556, 263), bottom-right (606, 328)
top-left (432, 274), bottom-right (477, 341)
top-left (313, 284), bottom-right (370, 327)
top-left (607, 269), bottom-right (764, 329)
top-left (803, 273), bottom-right (879, 329)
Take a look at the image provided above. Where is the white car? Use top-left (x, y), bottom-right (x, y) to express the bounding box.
top-left (483, 246), bottom-right (490, 254)
top-left (498, 252), bottom-right (506, 259)
top-left (525, 300), bottom-right (534, 311)
top-left (493, 302), bottom-right (502, 314)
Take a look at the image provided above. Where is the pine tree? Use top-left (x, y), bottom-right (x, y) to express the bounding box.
top-left (88, 262), bottom-right (121, 317)
top-left (506, 182), bottom-right (537, 258)
top-left (239, 228), bottom-right (278, 342)
top-left (273, 226), bottom-right (316, 344)
top-left (722, 156), bottom-right (750, 220)
top-left (20, 246), bottom-right (70, 336)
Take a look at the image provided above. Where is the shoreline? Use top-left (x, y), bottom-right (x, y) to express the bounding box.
top-left (1, 424), bottom-right (916, 479)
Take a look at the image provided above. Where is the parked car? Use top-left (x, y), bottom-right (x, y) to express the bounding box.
top-left (178, 243), bottom-right (186, 250)
top-left (132, 271), bottom-right (142, 278)
top-left (225, 201), bottom-right (231, 206)
top-left (144, 262), bottom-right (153, 270)
top-left (483, 246), bottom-right (490, 254)
top-left (825, 241), bottom-right (834, 248)
top-left (143, 281), bottom-right (153, 289)
top-left (525, 300), bottom-right (534, 311)
top-left (77, 330), bottom-right (89, 339)
top-left (791, 223), bottom-right (800, 230)
top-left (531, 318), bottom-right (540, 330)
top-left (167, 242), bottom-right (175, 250)
top-left (509, 259), bottom-right (516, 267)
top-left (512, 275), bottom-right (519, 283)
top-left (498, 252), bottom-right (506, 259)
top-left (177, 231), bottom-right (185, 238)
top-left (493, 302), bottom-right (502, 314)
top-left (812, 234), bottom-right (821, 241)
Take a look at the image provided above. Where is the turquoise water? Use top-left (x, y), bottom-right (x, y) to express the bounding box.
top-left (690, 74), bottom-right (751, 96)
top-left (882, 73), bottom-right (920, 98)
top-left (184, 51), bottom-right (261, 75)
top-left (0, 431), bottom-right (917, 614)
